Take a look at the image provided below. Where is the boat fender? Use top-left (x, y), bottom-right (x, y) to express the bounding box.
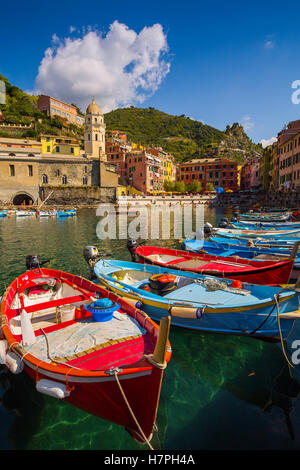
top-left (5, 351), bottom-right (24, 374)
top-left (20, 309), bottom-right (36, 346)
top-left (0, 339), bottom-right (8, 364)
top-left (169, 306), bottom-right (205, 319)
top-left (36, 379), bottom-right (71, 399)
top-left (232, 280), bottom-right (243, 289)
top-left (123, 298), bottom-right (143, 309)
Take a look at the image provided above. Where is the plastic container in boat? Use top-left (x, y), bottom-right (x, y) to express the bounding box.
top-left (59, 305), bottom-right (75, 322)
top-left (85, 298), bottom-right (120, 322)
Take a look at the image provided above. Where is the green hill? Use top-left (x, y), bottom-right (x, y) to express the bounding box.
top-left (0, 74), bottom-right (84, 139)
top-left (104, 107), bottom-right (262, 163)
top-left (0, 74), bottom-right (262, 163)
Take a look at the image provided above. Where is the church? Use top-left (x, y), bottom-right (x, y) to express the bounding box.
top-left (0, 98), bottom-right (119, 205)
top-left (83, 99), bottom-right (119, 188)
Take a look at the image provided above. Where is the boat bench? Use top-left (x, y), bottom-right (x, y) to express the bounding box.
top-left (220, 250), bottom-right (237, 257)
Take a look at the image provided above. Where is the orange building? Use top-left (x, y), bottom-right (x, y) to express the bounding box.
top-left (178, 158), bottom-right (238, 190)
top-left (37, 95), bottom-right (85, 126)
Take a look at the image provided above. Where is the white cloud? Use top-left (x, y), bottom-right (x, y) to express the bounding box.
top-left (264, 34), bottom-right (275, 49)
top-left (240, 115), bottom-right (254, 131)
top-left (34, 21), bottom-right (170, 113)
top-left (260, 137), bottom-right (277, 148)
top-left (264, 40), bottom-right (274, 49)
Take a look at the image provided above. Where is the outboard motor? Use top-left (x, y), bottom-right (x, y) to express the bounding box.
top-left (83, 246), bottom-right (100, 265)
top-left (204, 222), bottom-right (213, 234)
top-left (218, 220), bottom-right (228, 228)
top-left (127, 239), bottom-right (138, 262)
top-left (231, 217), bottom-right (238, 223)
top-left (26, 255), bottom-right (49, 270)
top-left (218, 217), bottom-right (229, 228)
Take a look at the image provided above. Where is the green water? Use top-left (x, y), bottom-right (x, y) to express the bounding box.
top-left (1, 207), bottom-right (300, 450)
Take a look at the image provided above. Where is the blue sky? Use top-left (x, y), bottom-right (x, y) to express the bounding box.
top-left (1, 0), bottom-right (300, 144)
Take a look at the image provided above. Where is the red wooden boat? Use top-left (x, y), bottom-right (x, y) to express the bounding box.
top-left (0, 258), bottom-right (171, 447)
top-left (130, 243), bottom-right (295, 285)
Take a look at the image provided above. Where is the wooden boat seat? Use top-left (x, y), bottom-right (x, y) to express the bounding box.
top-left (23, 294), bottom-right (89, 314)
top-left (220, 250), bottom-right (237, 257)
top-left (172, 259), bottom-right (209, 269)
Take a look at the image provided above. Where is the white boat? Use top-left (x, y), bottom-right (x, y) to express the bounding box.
top-left (16, 210), bottom-right (36, 217)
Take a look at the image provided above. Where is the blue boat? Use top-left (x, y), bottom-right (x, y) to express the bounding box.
top-left (239, 212), bottom-right (291, 222)
top-left (89, 255), bottom-right (300, 341)
top-left (58, 209), bottom-right (76, 217)
top-left (0, 210), bottom-right (8, 217)
top-left (210, 236), bottom-right (300, 249)
top-left (181, 238), bottom-right (300, 279)
top-left (214, 227), bottom-right (300, 240)
top-left (231, 222), bottom-right (300, 230)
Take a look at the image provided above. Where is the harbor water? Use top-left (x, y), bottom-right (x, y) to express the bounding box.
top-left (1, 206), bottom-right (300, 450)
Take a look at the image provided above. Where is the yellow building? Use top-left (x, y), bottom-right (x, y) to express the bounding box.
top-left (131, 142), bottom-right (144, 151)
top-left (237, 165), bottom-right (242, 189)
top-left (40, 134), bottom-right (82, 156)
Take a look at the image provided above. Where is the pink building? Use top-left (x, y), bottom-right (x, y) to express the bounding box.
top-left (241, 157), bottom-right (261, 190)
top-left (277, 120), bottom-right (300, 191)
top-left (126, 151), bottom-right (161, 193)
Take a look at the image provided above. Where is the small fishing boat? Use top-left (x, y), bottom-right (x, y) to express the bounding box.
top-left (181, 239), bottom-right (300, 280)
top-left (231, 221), bottom-right (300, 230)
top-left (0, 256), bottom-right (171, 446)
top-left (36, 210), bottom-right (57, 217)
top-left (239, 212), bottom-right (291, 222)
top-left (214, 227), bottom-right (300, 239)
top-left (210, 236), bottom-right (300, 249)
top-left (16, 210), bottom-right (36, 217)
top-left (58, 210), bottom-right (76, 217)
top-left (128, 242), bottom-right (296, 285)
top-left (0, 210), bottom-right (8, 217)
top-left (84, 248), bottom-right (300, 341)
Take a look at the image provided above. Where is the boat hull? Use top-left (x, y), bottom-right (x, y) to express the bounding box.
top-left (23, 360), bottom-right (163, 443)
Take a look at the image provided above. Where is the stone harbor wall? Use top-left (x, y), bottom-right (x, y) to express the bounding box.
top-left (40, 185), bottom-right (116, 206)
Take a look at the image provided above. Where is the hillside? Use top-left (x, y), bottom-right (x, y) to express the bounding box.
top-left (104, 107), bottom-right (263, 163)
top-left (0, 74), bottom-right (84, 140)
top-left (0, 74), bottom-right (262, 163)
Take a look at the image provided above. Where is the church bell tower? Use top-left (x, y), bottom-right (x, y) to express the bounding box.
top-left (84, 99), bottom-right (106, 160)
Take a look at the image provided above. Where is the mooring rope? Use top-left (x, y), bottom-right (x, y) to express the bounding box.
top-left (274, 294), bottom-right (294, 370)
top-left (113, 369), bottom-right (154, 451)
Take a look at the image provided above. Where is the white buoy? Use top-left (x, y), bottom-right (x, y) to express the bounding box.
top-left (5, 350), bottom-right (24, 374)
top-left (20, 309), bottom-right (36, 346)
top-left (0, 339), bottom-right (8, 364)
top-left (36, 379), bottom-right (71, 399)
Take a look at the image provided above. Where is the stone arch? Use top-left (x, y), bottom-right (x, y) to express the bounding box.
top-left (12, 191), bottom-right (34, 206)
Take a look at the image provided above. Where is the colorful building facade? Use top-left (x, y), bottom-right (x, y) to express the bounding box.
top-left (178, 158), bottom-right (239, 191)
top-left (40, 134), bottom-right (82, 156)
